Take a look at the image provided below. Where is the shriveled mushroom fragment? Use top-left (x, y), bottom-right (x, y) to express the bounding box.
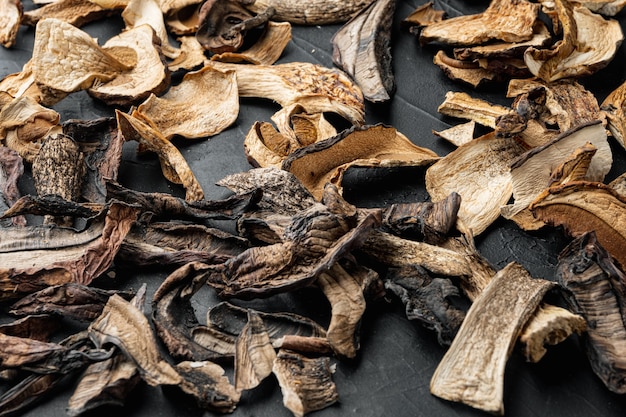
top-left (205, 61), bottom-right (365, 126)
top-left (437, 91), bottom-right (512, 129)
top-left (419, 0), bottom-right (539, 46)
top-left (601, 78), bottom-right (626, 150)
top-left (433, 121), bottom-right (475, 147)
top-left (167, 35), bottom-right (207, 71)
top-left (0, 146), bottom-right (25, 226)
top-left (22, 0), bottom-right (115, 27)
top-left (547, 142), bottom-right (597, 186)
top-left (88, 24), bottom-right (170, 107)
top-left (331, 0), bottom-right (396, 102)
top-left (245, 0), bottom-right (374, 25)
top-left (283, 124), bottom-right (439, 200)
top-left (116, 111), bottom-right (204, 201)
top-left (502, 121), bottom-right (611, 230)
top-left (530, 181), bottom-right (626, 269)
top-left (122, 0), bottom-right (181, 59)
top-left (426, 132), bottom-right (527, 235)
top-left (0, 0), bottom-right (22, 48)
top-left (174, 361), bottom-right (240, 413)
top-left (273, 350), bottom-right (339, 417)
top-left (165, 2), bottom-right (202, 35)
top-left (210, 21), bottom-right (291, 65)
top-left (136, 65), bottom-right (238, 140)
top-left (402, 1), bottom-right (445, 30)
top-left (433, 50), bottom-right (498, 88)
top-left (234, 311), bottom-right (276, 391)
top-left (0, 315), bottom-right (61, 342)
top-left (524, 0), bottom-right (623, 82)
top-left (0, 61), bottom-right (42, 103)
top-left (557, 232), bottom-right (626, 393)
top-left (430, 262), bottom-right (554, 415)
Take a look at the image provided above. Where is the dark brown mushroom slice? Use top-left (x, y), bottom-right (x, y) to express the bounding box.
top-left (384, 265), bottom-right (465, 346)
top-left (0, 145), bottom-right (26, 227)
top-left (172, 361), bottom-right (240, 413)
top-left (272, 336), bottom-right (333, 355)
top-left (557, 232), bottom-right (626, 393)
top-left (22, 0), bottom-right (116, 27)
top-left (234, 310), bottom-right (276, 391)
top-left (430, 262), bottom-right (554, 414)
top-left (0, 202), bottom-right (138, 301)
top-left (245, 0), bottom-right (374, 25)
top-left (331, 0), bottom-right (396, 102)
top-left (0, 315), bottom-right (61, 342)
top-left (9, 283), bottom-right (135, 322)
top-left (0, 373), bottom-right (68, 417)
top-left (1, 195), bottom-right (102, 221)
top-left (0, 0), bottom-right (22, 48)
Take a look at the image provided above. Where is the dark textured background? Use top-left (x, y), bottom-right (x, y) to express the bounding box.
top-left (2, 0), bottom-right (626, 416)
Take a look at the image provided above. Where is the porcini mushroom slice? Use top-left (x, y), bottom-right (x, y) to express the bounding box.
top-left (601, 78), bottom-right (626, 150)
top-left (273, 350), bottom-right (339, 417)
top-left (331, 0), bottom-right (396, 102)
top-left (205, 61), bottom-right (365, 126)
top-left (530, 181), bottom-right (626, 269)
top-left (210, 21), bottom-right (291, 65)
top-left (430, 262), bottom-right (554, 415)
top-left (174, 361), bottom-right (240, 413)
top-left (167, 35), bottom-right (207, 72)
top-left (0, 61), bottom-right (42, 103)
top-left (122, 0), bottom-right (181, 59)
top-left (0, 202), bottom-right (138, 301)
top-left (0, 146), bottom-right (25, 227)
top-left (0, 0), bottom-right (22, 48)
top-left (419, 0), bottom-right (539, 46)
top-left (402, 1), bottom-right (445, 30)
top-left (501, 121), bottom-right (611, 229)
top-left (283, 124), bottom-right (439, 200)
top-left (136, 65), bottom-right (238, 140)
top-left (88, 25), bottom-right (170, 107)
top-left (234, 311), bottom-right (277, 391)
top-left (433, 50), bottom-right (497, 88)
top-left (246, 0), bottom-right (374, 25)
top-left (437, 91), bottom-right (513, 128)
top-left (524, 0), bottom-right (623, 82)
top-left (22, 0), bottom-right (115, 27)
top-left (31, 19), bottom-right (132, 106)
top-left (116, 111), bottom-right (204, 202)
top-left (425, 132), bottom-right (527, 236)
top-left (433, 121), bottom-right (476, 147)
top-left (557, 232), bottom-right (626, 393)
top-left (89, 294), bottom-right (182, 387)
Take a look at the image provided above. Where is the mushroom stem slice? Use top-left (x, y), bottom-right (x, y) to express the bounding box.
top-left (430, 262), bottom-right (554, 415)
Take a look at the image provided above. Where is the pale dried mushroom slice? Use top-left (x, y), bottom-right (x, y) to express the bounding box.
top-left (283, 124), bottom-right (439, 200)
top-left (426, 132), bottom-right (527, 236)
top-left (89, 25), bottom-right (170, 107)
top-left (122, 0), bottom-right (181, 59)
top-left (430, 262), bottom-right (554, 415)
top-left (167, 35), bottom-right (207, 72)
top-left (437, 91), bottom-right (513, 129)
top-left (433, 50), bottom-right (498, 88)
top-left (433, 120), bottom-right (475, 147)
top-left (331, 0), bottom-right (396, 102)
top-left (234, 311), bottom-right (277, 391)
top-left (0, 60), bottom-right (42, 102)
top-left (524, 0), bottom-right (623, 82)
top-left (530, 181), bottom-right (626, 269)
top-left (0, 0), bottom-right (22, 48)
top-left (22, 0), bottom-right (115, 27)
top-left (116, 110), bottom-right (204, 201)
top-left (244, 121), bottom-right (298, 168)
top-left (32, 19), bottom-right (132, 106)
top-left (601, 78), bottom-right (626, 149)
top-left (211, 21), bottom-right (292, 65)
top-left (246, 0), bottom-right (374, 25)
top-left (205, 61), bottom-right (365, 126)
top-left (136, 65), bottom-right (238, 140)
top-left (547, 141), bottom-right (597, 186)
top-left (419, 0), bottom-right (540, 46)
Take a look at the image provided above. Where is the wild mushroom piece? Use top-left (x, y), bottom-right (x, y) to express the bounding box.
top-left (433, 121), bottom-right (476, 147)
top-left (430, 262), bottom-right (555, 415)
top-left (273, 350), bottom-right (339, 417)
top-left (331, 0), bottom-right (396, 102)
top-left (0, 0), bottom-right (22, 48)
top-left (433, 50), bottom-right (498, 88)
top-left (234, 311), bottom-right (276, 391)
top-left (501, 121), bottom-right (611, 230)
top-left (210, 21), bottom-right (291, 65)
top-left (601, 78), bottom-right (626, 150)
top-left (524, 0), bottom-right (623, 82)
top-left (122, 0), bottom-right (181, 59)
top-left (402, 1), bottom-right (445, 31)
top-left (0, 146), bottom-right (25, 227)
top-left (581, 0), bottom-right (626, 15)
top-left (419, 0), bottom-right (540, 46)
top-left (116, 111), bottom-right (204, 202)
top-left (283, 124), bottom-right (439, 200)
top-left (437, 91), bottom-right (513, 129)
top-left (174, 361), bottom-right (241, 413)
top-left (425, 132), bottom-right (527, 236)
top-left (245, 0), bottom-right (374, 24)
top-left (205, 61), bottom-right (365, 126)
top-left (22, 0), bottom-right (116, 27)
top-left (165, 1), bottom-right (202, 35)
top-left (0, 315), bottom-right (61, 342)
top-left (530, 181), bottom-right (626, 270)
top-left (0, 61), bottom-right (42, 103)
top-left (88, 25), bottom-right (170, 107)
top-left (31, 19), bottom-right (132, 106)
top-left (136, 66), bottom-right (238, 140)
top-left (0, 202), bottom-right (138, 301)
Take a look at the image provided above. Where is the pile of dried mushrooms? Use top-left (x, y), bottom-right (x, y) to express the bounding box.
top-left (1, 0), bottom-right (626, 416)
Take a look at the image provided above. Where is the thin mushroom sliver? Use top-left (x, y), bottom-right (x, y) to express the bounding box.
top-left (430, 262), bottom-right (554, 415)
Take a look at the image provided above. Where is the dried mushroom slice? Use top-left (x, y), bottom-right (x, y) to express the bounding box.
top-left (425, 132), bottom-right (527, 236)
top-left (246, 0), bottom-right (374, 25)
top-left (88, 24), bottom-right (170, 107)
top-left (174, 361), bottom-right (240, 413)
top-left (581, 0), bottom-right (626, 15)
top-left (530, 181), bottom-right (626, 269)
top-left (501, 121), bottom-right (611, 229)
top-left (244, 121), bottom-right (297, 168)
top-left (205, 61), bottom-right (365, 126)
top-left (116, 111), bottom-right (204, 201)
top-left (122, 0), bottom-right (181, 59)
top-left (32, 19), bottom-right (132, 106)
top-left (402, 1), bottom-right (445, 30)
top-left (601, 78), bottom-right (626, 149)
top-left (0, 146), bottom-right (25, 227)
top-left (234, 310), bottom-right (277, 391)
top-left (22, 0), bottom-right (115, 27)
top-left (136, 65), bottom-right (238, 140)
top-left (273, 350), bottom-right (339, 417)
top-left (167, 35), bottom-right (207, 72)
top-left (524, 0), bottom-right (623, 82)
top-left (0, 61), bottom-right (42, 103)
top-left (437, 91), bottom-right (513, 129)
top-left (433, 50), bottom-right (498, 88)
top-left (283, 124), bottom-right (439, 200)
top-left (433, 120), bottom-right (475, 147)
top-left (165, 2), bottom-right (201, 35)
top-left (419, 0), bottom-right (539, 46)
top-left (0, 0), bottom-right (22, 48)
top-left (210, 21), bottom-right (291, 65)
top-left (331, 0), bottom-right (396, 102)
top-left (557, 232), bottom-right (626, 393)
top-left (0, 315), bottom-right (61, 341)
top-left (430, 262), bottom-right (554, 415)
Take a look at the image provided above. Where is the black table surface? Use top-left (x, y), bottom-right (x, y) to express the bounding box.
top-left (2, 1), bottom-right (626, 416)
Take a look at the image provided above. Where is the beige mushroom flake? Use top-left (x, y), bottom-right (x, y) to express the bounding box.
top-left (0, 0), bottom-right (22, 48)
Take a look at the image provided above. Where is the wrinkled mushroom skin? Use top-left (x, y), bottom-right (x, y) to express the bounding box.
top-left (246, 0), bottom-right (374, 25)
